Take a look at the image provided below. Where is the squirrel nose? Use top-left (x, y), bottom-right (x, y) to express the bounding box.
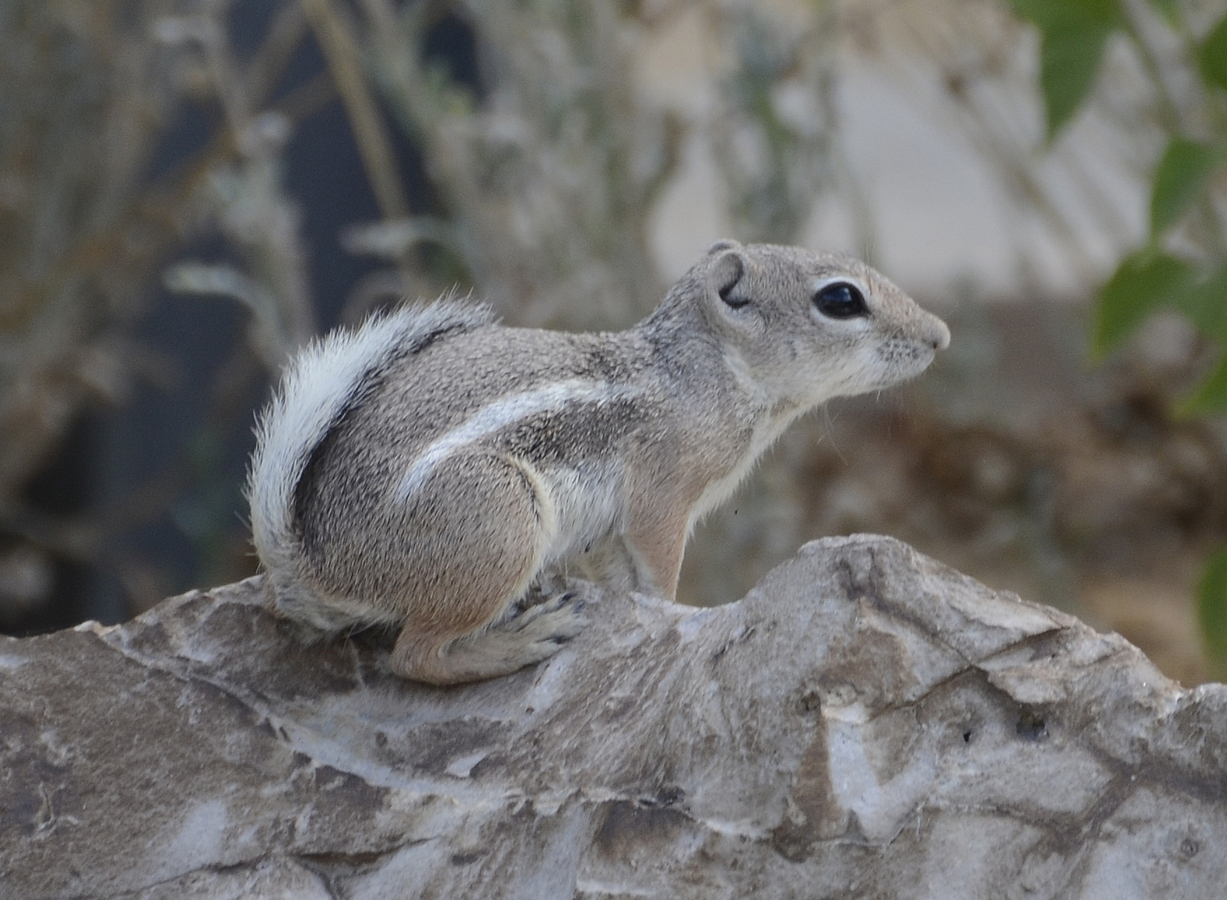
top-left (927, 316), bottom-right (951, 352)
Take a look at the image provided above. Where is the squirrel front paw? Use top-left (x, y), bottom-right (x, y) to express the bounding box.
top-left (497, 590), bottom-right (585, 646)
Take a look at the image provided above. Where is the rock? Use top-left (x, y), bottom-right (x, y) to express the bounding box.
top-left (2, 535), bottom-right (1225, 899)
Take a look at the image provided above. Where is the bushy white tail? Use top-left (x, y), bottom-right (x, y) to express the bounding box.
top-left (245, 299), bottom-right (495, 632)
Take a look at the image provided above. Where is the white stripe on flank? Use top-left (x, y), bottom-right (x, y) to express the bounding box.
top-left (394, 379), bottom-right (627, 502)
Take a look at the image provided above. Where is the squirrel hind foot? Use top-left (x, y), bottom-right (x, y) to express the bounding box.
top-left (261, 574), bottom-right (403, 644)
top-left (388, 590), bottom-right (585, 685)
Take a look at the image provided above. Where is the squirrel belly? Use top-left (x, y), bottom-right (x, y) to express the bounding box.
top-left (246, 240), bottom-right (950, 684)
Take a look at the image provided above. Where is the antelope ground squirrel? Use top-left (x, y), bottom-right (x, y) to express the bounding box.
top-left (247, 240), bottom-right (950, 684)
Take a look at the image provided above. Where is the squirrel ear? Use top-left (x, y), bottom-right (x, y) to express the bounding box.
top-left (707, 238), bottom-right (742, 255)
top-left (709, 248), bottom-right (749, 309)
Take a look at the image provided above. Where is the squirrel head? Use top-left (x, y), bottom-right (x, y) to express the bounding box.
top-left (682, 239), bottom-right (950, 408)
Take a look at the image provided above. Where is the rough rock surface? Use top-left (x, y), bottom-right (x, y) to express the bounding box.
top-left (2, 535), bottom-right (1226, 899)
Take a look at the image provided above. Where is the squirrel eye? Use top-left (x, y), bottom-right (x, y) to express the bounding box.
top-left (814, 282), bottom-right (868, 319)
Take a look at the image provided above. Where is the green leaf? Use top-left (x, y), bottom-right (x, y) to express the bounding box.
top-left (1006, 1), bottom-right (1122, 138)
top-left (1169, 265), bottom-right (1227, 414)
top-left (1007, 0), bottom-right (1119, 30)
top-left (1144, 0), bottom-right (1179, 27)
top-left (1149, 138), bottom-right (1222, 237)
top-left (1093, 250), bottom-right (1196, 356)
top-left (1199, 14), bottom-right (1227, 92)
top-left (1040, 19), bottom-right (1114, 137)
top-left (1197, 546), bottom-right (1227, 675)
top-left (1180, 349), bottom-right (1227, 413)
top-left (1174, 263), bottom-right (1227, 336)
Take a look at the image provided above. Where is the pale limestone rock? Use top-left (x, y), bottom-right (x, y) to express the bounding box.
top-left (2, 535), bottom-right (1224, 899)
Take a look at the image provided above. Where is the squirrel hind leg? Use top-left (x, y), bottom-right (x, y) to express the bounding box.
top-left (387, 451), bottom-right (581, 685)
top-left (391, 589), bottom-right (584, 685)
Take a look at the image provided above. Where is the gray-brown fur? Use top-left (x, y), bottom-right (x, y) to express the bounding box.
top-left (247, 240), bottom-right (950, 684)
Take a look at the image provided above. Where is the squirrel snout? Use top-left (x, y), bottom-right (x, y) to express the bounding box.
top-left (925, 315), bottom-right (952, 352)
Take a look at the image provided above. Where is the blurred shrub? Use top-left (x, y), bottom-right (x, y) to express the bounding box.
top-left (0, 0), bottom-right (844, 628)
top-left (0, 0), bottom-right (321, 626)
top-left (1007, 0), bottom-right (1227, 673)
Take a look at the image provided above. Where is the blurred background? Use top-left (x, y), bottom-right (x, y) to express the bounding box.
top-left (3, 0), bottom-right (1227, 685)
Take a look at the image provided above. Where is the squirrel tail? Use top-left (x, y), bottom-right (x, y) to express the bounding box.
top-left (245, 298), bottom-right (496, 633)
